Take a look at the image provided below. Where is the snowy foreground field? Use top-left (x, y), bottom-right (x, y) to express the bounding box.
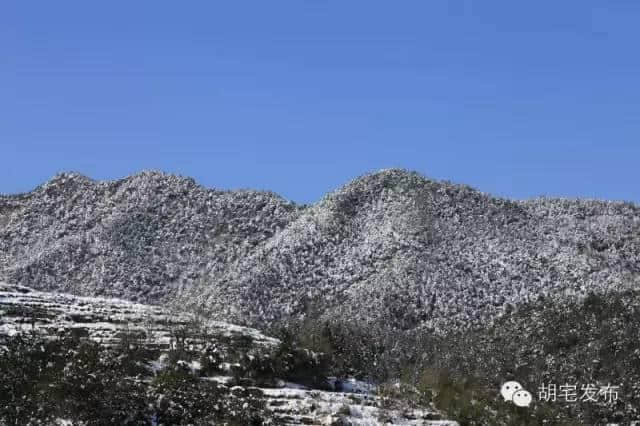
top-left (0, 282), bottom-right (457, 425)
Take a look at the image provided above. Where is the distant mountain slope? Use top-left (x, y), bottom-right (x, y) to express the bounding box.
top-left (2, 169), bottom-right (639, 332)
top-left (0, 171), bottom-right (299, 301)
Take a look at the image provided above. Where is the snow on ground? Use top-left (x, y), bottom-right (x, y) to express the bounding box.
top-left (262, 386), bottom-right (458, 425)
top-left (0, 282), bottom-right (278, 349)
top-left (0, 283), bottom-right (459, 425)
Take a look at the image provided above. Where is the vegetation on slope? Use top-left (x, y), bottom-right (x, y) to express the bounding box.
top-left (278, 289), bottom-right (640, 424)
top-left (2, 169), bottom-right (639, 334)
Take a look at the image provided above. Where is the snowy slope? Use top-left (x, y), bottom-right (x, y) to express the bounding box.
top-left (1, 169), bottom-right (638, 334)
top-left (0, 283), bottom-right (458, 426)
top-left (0, 281), bottom-right (278, 349)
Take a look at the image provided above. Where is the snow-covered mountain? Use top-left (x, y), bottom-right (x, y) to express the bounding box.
top-left (3, 169), bottom-right (639, 424)
top-left (2, 169), bottom-right (638, 333)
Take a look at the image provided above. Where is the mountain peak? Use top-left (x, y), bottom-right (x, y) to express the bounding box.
top-left (46, 171), bottom-right (93, 185)
top-left (40, 172), bottom-right (95, 193)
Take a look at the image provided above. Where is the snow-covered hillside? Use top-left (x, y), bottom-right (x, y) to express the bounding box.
top-left (2, 169), bottom-right (638, 334)
top-left (0, 283), bottom-right (457, 425)
top-left (0, 282), bottom-right (277, 349)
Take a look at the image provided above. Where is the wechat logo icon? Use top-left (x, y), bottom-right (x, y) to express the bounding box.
top-left (500, 381), bottom-right (533, 407)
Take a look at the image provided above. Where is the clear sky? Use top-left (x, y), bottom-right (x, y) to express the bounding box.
top-left (2, 1), bottom-right (639, 203)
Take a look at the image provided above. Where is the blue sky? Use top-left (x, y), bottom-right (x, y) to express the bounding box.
top-left (2, 1), bottom-right (639, 203)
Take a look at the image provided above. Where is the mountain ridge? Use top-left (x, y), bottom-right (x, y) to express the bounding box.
top-left (2, 169), bottom-right (639, 334)
top-left (8, 168), bottom-right (638, 205)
